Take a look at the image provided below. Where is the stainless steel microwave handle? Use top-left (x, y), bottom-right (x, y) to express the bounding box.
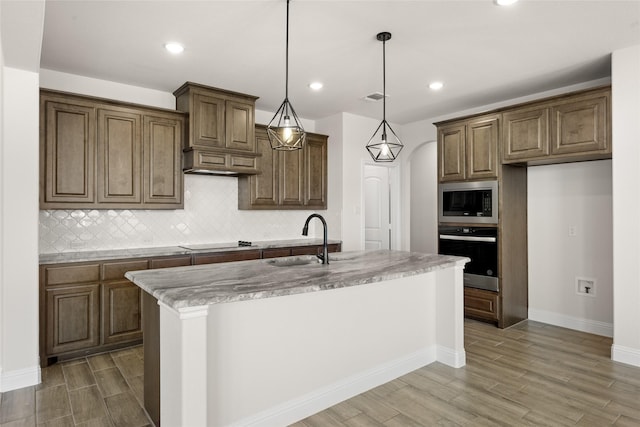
top-left (439, 234), bottom-right (496, 243)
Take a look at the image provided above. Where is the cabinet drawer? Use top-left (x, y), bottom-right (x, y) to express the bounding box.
top-left (464, 288), bottom-right (500, 322)
top-left (102, 260), bottom-right (149, 281)
top-left (262, 248), bottom-right (292, 259)
top-left (193, 249), bottom-right (261, 265)
top-left (45, 264), bottom-right (100, 286)
top-left (149, 256), bottom-right (192, 269)
top-left (290, 246), bottom-right (320, 256)
top-left (229, 153), bottom-right (257, 170)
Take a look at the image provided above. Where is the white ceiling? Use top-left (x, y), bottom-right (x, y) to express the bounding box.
top-left (38, 0), bottom-right (640, 124)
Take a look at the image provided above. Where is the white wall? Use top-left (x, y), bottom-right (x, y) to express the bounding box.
top-left (408, 141), bottom-right (438, 254)
top-left (612, 45), bottom-right (640, 367)
top-left (317, 112), bottom-right (427, 252)
top-left (319, 113), bottom-right (375, 251)
top-left (401, 119), bottom-right (439, 254)
top-left (315, 113), bottom-right (343, 241)
top-left (0, 68), bottom-right (41, 391)
top-left (528, 160), bottom-right (613, 336)
top-left (0, 2), bottom-right (5, 390)
top-left (0, 0), bottom-right (44, 392)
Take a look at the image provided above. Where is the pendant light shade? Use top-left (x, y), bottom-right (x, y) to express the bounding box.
top-left (366, 32), bottom-right (403, 162)
top-left (267, 0), bottom-right (306, 150)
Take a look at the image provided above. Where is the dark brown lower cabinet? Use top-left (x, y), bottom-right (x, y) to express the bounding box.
top-left (261, 248), bottom-right (293, 259)
top-left (291, 243), bottom-right (341, 256)
top-left (40, 243), bottom-right (342, 366)
top-left (101, 281), bottom-right (143, 345)
top-left (46, 284), bottom-right (100, 356)
top-left (143, 290), bottom-right (161, 427)
top-left (40, 261), bottom-right (146, 366)
top-left (464, 287), bottom-right (500, 323)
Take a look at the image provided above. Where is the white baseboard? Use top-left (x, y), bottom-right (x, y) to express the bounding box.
top-left (612, 344), bottom-right (640, 368)
top-left (528, 308), bottom-right (613, 337)
top-left (436, 345), bottom-right (466, 368)
top-left (230, 346), bottom-right (438, 427)
top-left (0, 365), bottom-right (41, 392)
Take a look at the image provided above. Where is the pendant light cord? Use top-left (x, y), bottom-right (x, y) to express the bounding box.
top-left (382, 35), bottom-right (386, 122)
top-left (285, 0), bottom-right (290, 102)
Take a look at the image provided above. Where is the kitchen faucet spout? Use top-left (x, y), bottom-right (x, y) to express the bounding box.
top-left (302, 214), bottom-right (329, 264)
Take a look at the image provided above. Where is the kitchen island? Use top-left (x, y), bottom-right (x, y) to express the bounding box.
top-left (126, 250), bottom-right (468, 427)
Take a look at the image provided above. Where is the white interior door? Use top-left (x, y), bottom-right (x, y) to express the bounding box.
top-left (364, 165), bottom-right (390, 250)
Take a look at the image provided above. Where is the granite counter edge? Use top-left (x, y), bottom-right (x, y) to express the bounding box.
top-left (128, 254), bottom-right (469, 312)
top-left (39, 238), bottom-right (342, 264)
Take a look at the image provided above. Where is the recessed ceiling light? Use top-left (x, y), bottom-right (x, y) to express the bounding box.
top-left (429, 81), bottom-right (444, 91)
top-left (309, 82), bottom-right (323, 91)
top-left (495, 0), bottom-right (518, 5)
top-left (164, 42), bottom-right (184, 54)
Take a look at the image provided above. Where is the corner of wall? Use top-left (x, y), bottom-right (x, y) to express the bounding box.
top-left (612, 44), bottom-right (640, 366)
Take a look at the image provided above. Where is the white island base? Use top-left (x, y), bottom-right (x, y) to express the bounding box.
top-left (152, 264), bottom-right (465, 427)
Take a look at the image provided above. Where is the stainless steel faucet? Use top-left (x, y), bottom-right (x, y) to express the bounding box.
top-left (302, 214), bottom-right (329, 264)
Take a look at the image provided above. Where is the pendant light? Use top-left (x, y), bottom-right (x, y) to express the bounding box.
top-left (366, 32), bottom-right (403, 162)
top-left (267, 0), bottom-right (306, 150)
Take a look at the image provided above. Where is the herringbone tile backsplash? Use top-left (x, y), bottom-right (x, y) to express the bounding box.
top-left (39, 175), bottom-right (317, 254)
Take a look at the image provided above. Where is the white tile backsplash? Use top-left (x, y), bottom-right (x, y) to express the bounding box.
top-left (39, 174), bottom-right (320, 254)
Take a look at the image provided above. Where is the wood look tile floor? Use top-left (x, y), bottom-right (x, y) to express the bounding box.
top-left (1, 320), bottom-right (639, 426)
top-left (293, 320), bottom-right (640, 427)
top-left (0, 346), bottom-right (150, 427)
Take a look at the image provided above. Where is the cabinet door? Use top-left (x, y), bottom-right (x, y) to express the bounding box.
top-left (550, 93), bottom-right (609, 156)
top-left (280, 149), bottom-right (305, 206)
top-left (438, 123), bottom-right (466, 182)
top-left (225, 100), bottom-right (255, 152)
top-left (101, 281), bottom-right (143, 345)
top-left (246, 127), bottom-right (279, 207)
top-left (46, 284), bottom-right (100, 355)
top-left (466, 116), bottom-right (499, 180)
top-left (97, 108), bottom-right (142, 204)
top-left (192, 92), bottom-right (225, 149)
top-left (304, 134), bottom-right (328, 208)
top-left (41, 99), bottom-right (96, 205)
top-left (502, 106), bottom-right (549, 162)
top-left (143, 114), bottom-right (183, 206)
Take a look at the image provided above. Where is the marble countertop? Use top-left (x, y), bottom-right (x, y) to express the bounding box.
top-left (125, 250), bottom-right (469, 310)
top-left (39, 238), bottom-right (341, 264)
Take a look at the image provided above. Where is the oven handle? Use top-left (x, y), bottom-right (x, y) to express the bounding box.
top-left (439, 234), bottom-right (496, 243)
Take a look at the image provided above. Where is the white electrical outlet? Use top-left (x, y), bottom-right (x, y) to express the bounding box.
top-left (576, 277), bottom-right (596, 297)
top-left (568, 225), bottom-right (577, 237)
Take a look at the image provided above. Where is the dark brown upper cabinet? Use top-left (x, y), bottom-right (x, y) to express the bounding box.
top-left (502, 86), bottom-right (611, 165)
top-left (238, 125), bottom-right (328, 210)
top-left (438, 114), bottom-right (499, 183)
top-left (40, 90), bottom-right (184, 210)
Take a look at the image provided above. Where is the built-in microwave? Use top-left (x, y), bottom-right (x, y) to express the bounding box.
top-left (438, 180), bottom-right (498, 224)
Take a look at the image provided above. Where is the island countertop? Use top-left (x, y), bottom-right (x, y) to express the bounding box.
top-left (125, 250), bottom-right (469, 311)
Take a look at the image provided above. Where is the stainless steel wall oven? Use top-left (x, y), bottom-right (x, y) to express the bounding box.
top-left (438, 226), bottom-right (499, 292)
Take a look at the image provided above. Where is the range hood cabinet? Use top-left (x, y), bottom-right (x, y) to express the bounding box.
top-left (182, 148), bottom-right (261, 176)
top-left (175, 82), bottom-right (260, 176)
